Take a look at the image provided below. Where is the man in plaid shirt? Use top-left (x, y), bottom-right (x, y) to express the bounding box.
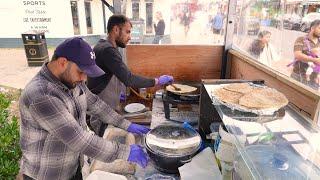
top-left (19, 37), bottom-right (149, 180)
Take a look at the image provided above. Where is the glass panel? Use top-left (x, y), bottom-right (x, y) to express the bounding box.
top-left (70, 1), bottom-right (80, 35)
top-left (232, 0), bottom-right (320, 92)
top-left (126, 0), bottom-right (228, 45)
top-left (85, 1), bottom-right (93, 34)
top-left (204, 83), bottom-right (320, 179)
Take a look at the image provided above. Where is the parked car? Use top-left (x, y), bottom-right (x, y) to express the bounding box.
top-left (283, 13), bottom-right (302, 30)
top-left (300, 12), bottom-right (320, 32)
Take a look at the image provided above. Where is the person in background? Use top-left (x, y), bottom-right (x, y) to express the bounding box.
top-left (290, 20), bottom-right (320, 89)
top-left (87, 15), bottom-right (173, 136)
top-left (19, 37), bottom-right (149, 180)
top-left (309, 47), bottom-right (320, 88)
top-left (152, 11), bottom-right (165, 44)
top-left (212, 10), bottom-right (224, 38)
top-left (181, 11), bottom-right (191, 37)
top-left (248, 30), bottom-right (280, 66)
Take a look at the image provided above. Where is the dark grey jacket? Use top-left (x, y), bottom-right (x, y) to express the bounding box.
top-left (87, 39), bottom-right (155, 94)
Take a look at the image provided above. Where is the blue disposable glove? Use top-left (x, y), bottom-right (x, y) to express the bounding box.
top-left (127, 123), bottom-right (150, 135)
top-left (157, 75), bottom-right (174, 85)
top-left (127, 144), bottom-right (149, 168)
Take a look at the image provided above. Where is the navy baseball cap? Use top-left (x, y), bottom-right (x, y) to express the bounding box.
top-left (54, 37), bottom-right (105, 77)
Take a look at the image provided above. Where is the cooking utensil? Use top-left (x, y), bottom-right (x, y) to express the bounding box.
top-left (211, 83), bottom-right (288, 115)
top-left (145, 125), bottom-right (201, 173)
top-left (166, 84), bottom-right (197, 95)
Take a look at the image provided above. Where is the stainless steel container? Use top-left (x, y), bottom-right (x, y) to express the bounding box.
top-left (145, 125), bottom-right (201, 173)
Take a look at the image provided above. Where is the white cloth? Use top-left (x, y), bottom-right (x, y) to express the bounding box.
top-left (179, 148), bottom-right (222, 180)
top-left (259, 43), bottom-right (280, 66)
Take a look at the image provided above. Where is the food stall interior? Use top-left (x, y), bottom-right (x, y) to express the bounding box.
top-left (86, 0), bottom-right (320, 179)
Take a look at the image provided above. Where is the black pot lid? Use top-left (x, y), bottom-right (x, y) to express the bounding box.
top-left (234, 145), bottom-right (320, 179)
top-left (145, 125), bottom-right (201, 157)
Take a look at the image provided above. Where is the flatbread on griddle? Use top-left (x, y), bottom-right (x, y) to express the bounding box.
top-left (223, 83), bottom-right (254, 94)
top-left (166, 84), bottom-right (197, 94)
top-left (213, 88), bottom-right (243, 104)
top-left (239, 88), bottom-right (288, 109)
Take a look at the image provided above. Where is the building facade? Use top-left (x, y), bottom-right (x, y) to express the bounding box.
top-left (0, 0), bottom-right (112, 47)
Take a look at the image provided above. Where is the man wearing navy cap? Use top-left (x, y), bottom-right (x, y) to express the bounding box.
top-left (19, 37), bottom-right (149, 180)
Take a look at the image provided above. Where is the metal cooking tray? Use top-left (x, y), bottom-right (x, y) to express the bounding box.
top-left (208, 79), bottom-right (286, 122)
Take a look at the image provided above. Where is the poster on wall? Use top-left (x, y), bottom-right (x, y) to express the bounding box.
top-left (21, 0), bottom-right (53, 35)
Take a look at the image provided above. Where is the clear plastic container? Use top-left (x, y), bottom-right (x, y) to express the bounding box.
top-left (139, 88), bottom-right (147, 98)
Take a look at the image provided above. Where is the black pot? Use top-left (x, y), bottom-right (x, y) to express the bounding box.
top-left (145, 125), bottom-right (201, 173)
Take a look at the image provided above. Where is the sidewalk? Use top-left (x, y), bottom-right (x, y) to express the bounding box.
top-left (0, 48), bottom-right (53, 89)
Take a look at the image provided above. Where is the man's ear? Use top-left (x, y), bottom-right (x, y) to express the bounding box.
top-left (57, 57), bottom-right (68, 68)
top-left (114, 25), bottom-right (120, 34)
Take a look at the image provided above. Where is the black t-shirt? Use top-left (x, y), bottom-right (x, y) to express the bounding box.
top-left (154, 19), bottom-right (165, 35)
top-left (87, 39), bottom-right (155, 94)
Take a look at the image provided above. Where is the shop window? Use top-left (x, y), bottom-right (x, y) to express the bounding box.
top-left (146, 2), bottom-right (153, 34)
top-left (132, 1), bottom-right (140, 20)
top-left (85, 1), bottom-right (93, 34)
top-left (70, 1), bottom-right (80, 35)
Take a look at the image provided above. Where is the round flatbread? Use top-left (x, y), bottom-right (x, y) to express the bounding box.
top-left (166, 84), bottom-right (197, 94)
top-left (213, 88), bottom-right (243, 104)
top-left (239, 88), bottom-right (288, 109)
top-left (223, 83), bottom-right (254, 94)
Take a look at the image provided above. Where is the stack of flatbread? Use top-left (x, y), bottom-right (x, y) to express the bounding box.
top-left (213, 83), bottom-right (288, 111)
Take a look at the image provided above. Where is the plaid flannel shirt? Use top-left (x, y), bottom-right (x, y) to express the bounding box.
top-left (19, 64), bottom-right (131, 180)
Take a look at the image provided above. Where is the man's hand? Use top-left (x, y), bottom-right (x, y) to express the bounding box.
top-left (127, 144), bottom-right (149, 168)
top-left (156, 75), bottom-right (174, 85)
top-left (127, 123), bottom-right (150, 135)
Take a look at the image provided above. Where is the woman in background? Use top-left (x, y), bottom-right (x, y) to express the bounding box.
top-left (248, 30), bottom-right (280, 66)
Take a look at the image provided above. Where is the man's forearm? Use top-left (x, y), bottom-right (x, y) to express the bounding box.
top-left (294, 51), bottom-right (320, 64)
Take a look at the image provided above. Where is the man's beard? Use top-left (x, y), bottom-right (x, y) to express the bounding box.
top-left (60, 63), bottom-right (76, 89)
top-left (313, 32), bottom-right (320, 38)
top-left (116, 38), bottom-right (126, 48)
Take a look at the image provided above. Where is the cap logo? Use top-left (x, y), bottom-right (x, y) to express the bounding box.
top-left (90, 51), bottom-right (96, 60)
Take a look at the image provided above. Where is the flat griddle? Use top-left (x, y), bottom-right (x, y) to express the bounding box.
top-left (165, 84), bottom-right (200, 102)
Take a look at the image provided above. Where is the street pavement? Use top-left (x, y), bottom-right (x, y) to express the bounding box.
top-left (0, 48), bottom-right (53, 89)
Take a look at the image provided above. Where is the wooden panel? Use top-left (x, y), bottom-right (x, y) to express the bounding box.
top-left (229, 50), bottom-right (320, 121)
top-left (126, 45), bottom-right (223, 82)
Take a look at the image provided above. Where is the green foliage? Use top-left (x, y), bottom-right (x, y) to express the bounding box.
top-left (0, 93), bottom-right (21, 179)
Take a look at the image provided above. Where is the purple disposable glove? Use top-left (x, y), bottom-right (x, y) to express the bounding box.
top-left (127, 123), bottom-right (150, 135)
top-left (127, 144), bottom-right (149, 168)
top-left (157, 75), bottom-right (174, 85)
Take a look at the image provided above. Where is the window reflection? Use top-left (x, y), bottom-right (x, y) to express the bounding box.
top-left (85, 1), bottom-right (93, 34)
top-left (146, 2), bottom-right (153, 34)
top-left (70, 1), bottom-right (80, 35)
top-left (125, 0), bottom-right (228, 45)
top-left (132, 1), bottom-right (140, 20)
top-left (232, 0), bottom-right (320, 91)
